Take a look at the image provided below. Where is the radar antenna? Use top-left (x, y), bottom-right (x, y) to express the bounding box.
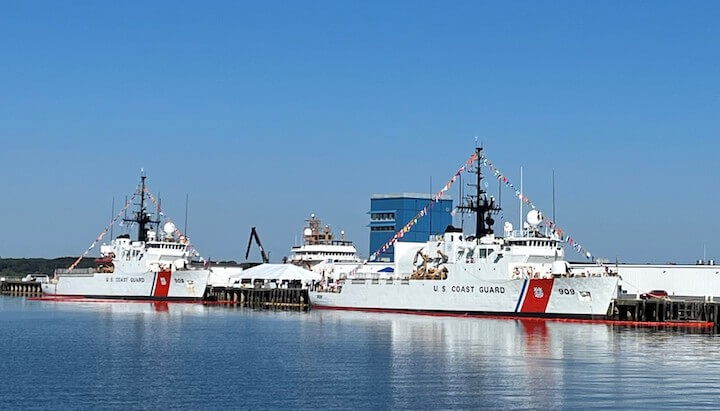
top-left (122, 171), bottom-right (160, 242)
top-left (456, 146), bottom-right (501, 238)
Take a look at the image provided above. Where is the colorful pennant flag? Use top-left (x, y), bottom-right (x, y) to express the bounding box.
top-left (481, 155), bottom-right (595, 261)
top-left (67, 193), bottom-right (138, 272)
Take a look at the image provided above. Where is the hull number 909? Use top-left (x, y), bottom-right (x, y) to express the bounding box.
top-left (558, 288), bottom-right (575, 295)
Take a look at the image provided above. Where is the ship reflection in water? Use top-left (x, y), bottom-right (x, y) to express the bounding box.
top-left (304, 310), bottom-right (720, 409)
top-left (2, 298), bottom-right (720, 409)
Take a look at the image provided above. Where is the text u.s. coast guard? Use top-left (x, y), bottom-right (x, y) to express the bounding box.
top-left (433, 285), bottom-right (506, 293)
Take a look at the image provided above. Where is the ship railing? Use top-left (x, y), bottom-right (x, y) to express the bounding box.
top-left (309, 281), bottom-right (343, 293)
top-left (568, 270), bottom-right (618, 277)
top-left (506, 230), bottom-right (554, 239)
top-left (54, 268), bottom-right (97, 276)
top-left (315, 275), bottom-right (411, 289)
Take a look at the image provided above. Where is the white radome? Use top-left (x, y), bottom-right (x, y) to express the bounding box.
top-left (163, 221), bottom-right (176, 235)
top-left (526, 209), bottom-right (543, 226)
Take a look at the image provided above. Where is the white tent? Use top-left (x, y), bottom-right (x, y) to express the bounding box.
top-left (207, 266), bottom-right (245, 287)
top-left (227, 264), bottom-right (321, 285)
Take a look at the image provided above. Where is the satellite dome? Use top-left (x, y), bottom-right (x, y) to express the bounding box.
top-left (303, 228), bottom-right (313, 236)
top-left (526, 210), bottom-right (543, 227)
top-left (163, 222), bottom-right (176, 235)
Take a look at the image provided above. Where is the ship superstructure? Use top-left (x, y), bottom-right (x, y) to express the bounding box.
top-left (289, 214), bottom-right (361, 269)
top-left (42, 174), bottom-right (210, 300)
top-left (310, 147), bottom-right (619, 318)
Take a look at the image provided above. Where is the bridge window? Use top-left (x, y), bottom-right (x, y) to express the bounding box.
top-left (371, 226), bottom-right (394, 231)
top-left (371, 213), bottom-right (396, 221)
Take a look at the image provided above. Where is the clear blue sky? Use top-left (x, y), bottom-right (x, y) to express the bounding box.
top-left (0, 1), bottom-right (718, 263)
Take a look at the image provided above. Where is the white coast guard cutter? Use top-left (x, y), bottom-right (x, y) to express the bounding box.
top-left (310, 147), bottom-right (619, 319)
top-left (42, 174), bottom-right (210, 300)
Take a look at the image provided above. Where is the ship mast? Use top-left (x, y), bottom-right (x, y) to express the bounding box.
top-left (457, 147), bottom-right (501, 238)
top-left (123, 172), bottom-right (159, 242)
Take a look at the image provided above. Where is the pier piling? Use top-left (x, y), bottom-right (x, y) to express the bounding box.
top-left (204, 286), bottom-right (309, 311)
top-left (0, 279), bottom-right (43, 297)
top-left (612, 298), bottom-right (720, 331)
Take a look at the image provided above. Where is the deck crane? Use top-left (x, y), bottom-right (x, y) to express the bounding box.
top-left (245, 226), bottom-right (270, 263)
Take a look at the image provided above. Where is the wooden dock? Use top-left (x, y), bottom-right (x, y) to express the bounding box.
top-left (0, 278), bottom-right (43, 297)
top-left (610, 298), bottom-right (720, 330)
top-left (205, 286), bottom-right (309, 311)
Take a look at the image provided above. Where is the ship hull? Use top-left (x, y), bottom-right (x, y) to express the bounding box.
top-left (41, 269), bottom-right (209, 301)
top-left (310, 276), bottom-right (619, 318)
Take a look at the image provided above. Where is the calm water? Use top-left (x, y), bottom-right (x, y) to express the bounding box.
top-left (2, 297), bottom-right (720, 409)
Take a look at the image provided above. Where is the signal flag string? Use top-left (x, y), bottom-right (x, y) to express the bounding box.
top-left (339, 150), bottom-right (479, 278)
top-left (66, 181), bottom-right (207, 274)
top-left (369, 151), bottom-right (478, 261)
top-left (143, 186), bottom-right (206, 264)
top-left (479, 155), bottom-right (595, 261)
top-left (66, 193), bottom-right (138, 272)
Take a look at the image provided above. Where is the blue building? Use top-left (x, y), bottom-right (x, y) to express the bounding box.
top-left (369, 193), bottom-right (453, 261)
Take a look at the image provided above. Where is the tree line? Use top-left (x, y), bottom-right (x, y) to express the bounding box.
top-left (0, 258), bottom-right (96, 278)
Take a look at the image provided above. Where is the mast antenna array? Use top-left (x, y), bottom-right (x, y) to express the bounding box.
top-left (123, 172), bottom-right (160, 242)
top-left (456, 147), bottom-right (501, 238)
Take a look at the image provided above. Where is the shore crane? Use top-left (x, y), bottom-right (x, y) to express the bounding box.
top-left (245, 226), bottom-right (270, 263)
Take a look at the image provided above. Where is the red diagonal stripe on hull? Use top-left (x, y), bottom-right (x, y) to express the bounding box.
top-left (154, 271), bottom-right (171, 298)
top-left (520, 278), bottom-right (554, 313)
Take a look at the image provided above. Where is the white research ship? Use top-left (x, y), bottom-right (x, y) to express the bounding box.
top-left (310, 147), bottom-right (619, 319)
top-left (42, 174), bottom-right (210, 301)
top-left (288, 214), bottom-right (361, 270)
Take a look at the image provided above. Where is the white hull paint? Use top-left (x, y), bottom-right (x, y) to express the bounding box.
top-left (311, 276), bottom-right (619, 318)
top-left (309, 147), bottom-right (621, 319)
top-left (41, 269), bottom-right (209, 300)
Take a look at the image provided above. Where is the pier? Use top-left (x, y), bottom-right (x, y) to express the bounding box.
top-left (0, 278), bottom-right (43, 297)
top-left (205, 286), bottom-right (309, 311)
top-left (610, 298), bottom-right (720, 331)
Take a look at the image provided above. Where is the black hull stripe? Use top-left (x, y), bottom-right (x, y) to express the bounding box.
top-left (149, 272), bottom-right (158, 297)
